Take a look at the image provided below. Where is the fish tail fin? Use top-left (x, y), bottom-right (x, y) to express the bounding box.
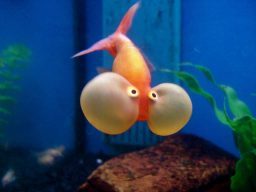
top-left (72, 37), bottom-right (116, 58)
top-left (115, 1), bottom-right (140, 34)
top-left (72, 2), bottom-right (140, 58)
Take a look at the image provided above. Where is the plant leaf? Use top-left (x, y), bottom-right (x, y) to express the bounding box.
top-left (1, 44), bottom-right (31, 68)
top-left (0, 108), bottom-right (10, 115)
top-left (162, 64), bottom-right (256, 192)
top-left (230, 116), bottom-right (256, 154)
top-left (0, 44), bottom-right (30, 143)
top-left (181, 62), bottom-right (216, 83)
top-left (160, 69), bottom-right (230, 126)
top-left (179, 63), bottom-right (251, 118)
top-left (0, 71), bottom-right (20, 80)
top-left (0, 58), bottom-right (3, 67)
top-left (219, 85), bottom-right (252, 118)
top-left (0, 95), bottom-right (15, 103)
top-left (0, 82), bottom-right (18, 90)
top-left (0, 119), bottom-right (7, 126)
top-left (231, 149), bottom-right (256, 192)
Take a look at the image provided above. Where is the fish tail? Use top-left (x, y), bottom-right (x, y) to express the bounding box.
top-left (72, 38), bottom-right (114, 58)
top-left (115, 1), bottom-right (140, 34)
top-left (72, 2), bottom-right (140, 58)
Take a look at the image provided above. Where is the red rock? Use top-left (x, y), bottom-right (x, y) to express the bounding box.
top-left (78, 134), bottom-right (236, 192)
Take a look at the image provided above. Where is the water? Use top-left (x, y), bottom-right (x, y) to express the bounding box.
top-left (0, 0), bottom-right (255, 191)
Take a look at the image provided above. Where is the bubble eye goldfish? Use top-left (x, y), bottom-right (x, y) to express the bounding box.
top-left (73, 2), bottom-right (192, 136)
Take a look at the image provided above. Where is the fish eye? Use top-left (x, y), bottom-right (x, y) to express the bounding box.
top-left (127, 86), bottom-right (139, 98)
top-left (148, 90), bottom-right (158, 101)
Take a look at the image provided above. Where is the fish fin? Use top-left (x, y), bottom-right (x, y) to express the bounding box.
top-left (142, 53), bottom-right (155, 72)
top-left (116, 2), bottom-right (140, 34)
top-left (72, 2), bottom-right (140, 58)
top-left (138, 49), bottom-right (155, 72)
top-left (96, 67), bottom-right (112, 74)
top-left (72, 37), bottom-right (116, 58)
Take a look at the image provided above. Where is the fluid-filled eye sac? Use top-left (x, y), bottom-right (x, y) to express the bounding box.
top-left (80, 72), bottom-right (139, 135)
top-left (148, 83), bottom-right (192, 136)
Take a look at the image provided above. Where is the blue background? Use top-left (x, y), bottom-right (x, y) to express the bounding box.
top-left (0, 1), bottom-right (75, 149)
top-left (181, 0), bottom-right (256, 156)
top-left (0, 0), bottom-right (255, 156)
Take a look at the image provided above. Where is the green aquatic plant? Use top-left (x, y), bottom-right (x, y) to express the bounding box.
top-left (0, 45), bottom-right (30, 138)
top-left (160, 63), bottom-right (256, 192)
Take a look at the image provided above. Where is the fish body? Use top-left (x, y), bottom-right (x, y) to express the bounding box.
top-left (74, 2), bottom-right (192, 136)
top-left (112, 34), bottom-right (151, 120)
top-left (73, 2), bottom-right (150, 121)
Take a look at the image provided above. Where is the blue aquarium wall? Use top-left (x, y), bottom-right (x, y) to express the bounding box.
top-left (181, 0), bottom-right (256, 155)
top-left (0, 1), bottom-right (76, 149)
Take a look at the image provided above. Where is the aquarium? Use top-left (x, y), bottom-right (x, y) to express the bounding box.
top-left (0, 0), bottom-right (255, 192)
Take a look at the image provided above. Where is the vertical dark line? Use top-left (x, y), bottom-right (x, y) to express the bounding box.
top-left (176, 0), bottom-right (183, 74)
top-left (173, 0), bottom-right (181, 71)
top-left (72, 0), bottom-right (87, 154)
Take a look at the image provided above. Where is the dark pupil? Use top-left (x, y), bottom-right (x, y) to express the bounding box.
top-left (152, 93), bottom-right (156, 98)
top-left (131, 89), bottom-right (137, 94)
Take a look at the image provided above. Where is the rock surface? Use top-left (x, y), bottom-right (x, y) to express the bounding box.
top-left (78, 134), bottom-right (237, 192)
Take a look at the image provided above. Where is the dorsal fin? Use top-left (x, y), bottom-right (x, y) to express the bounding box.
top-left (138, 49), bottom-right (155, 72)
top-left (115, 2), bottom-right (140, 34)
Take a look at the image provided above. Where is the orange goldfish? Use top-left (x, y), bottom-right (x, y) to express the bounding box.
top-left (73, 2), bottom-right (192, 136)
